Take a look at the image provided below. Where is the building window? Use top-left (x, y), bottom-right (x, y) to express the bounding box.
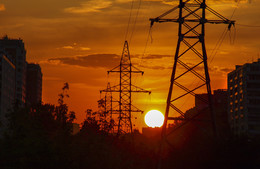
top-left (250, 66), bottom-right (260, 71)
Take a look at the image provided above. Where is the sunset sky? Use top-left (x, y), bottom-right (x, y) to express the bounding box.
top-left (0, 0), bottom-right (259, 129)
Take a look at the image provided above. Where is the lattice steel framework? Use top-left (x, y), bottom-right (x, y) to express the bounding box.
top-left (100, 83), bottom-right (121, 134)
top-left (103, 82), bottom-right (113, 119)
top-left (98, 82), bottom-right (115, 132)
top-left (150, 0), bottom-right (234, 164)
top-left (101, 41), bottom-right (151, 135)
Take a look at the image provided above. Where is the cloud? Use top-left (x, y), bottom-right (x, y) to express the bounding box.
top-left (161, 0), bottom-right (178, 5)
top-left (116, 0), bottom-right (133, 3)
top-left (64, 0), bottom-right (112, 14)
top-left (142, 54), bottom-right (172, 59)
top-left (47, 54), bottom-right (120, 68)
top-left (79, 47), bottom-right (91, 51)
top-left (62, 46), bottom-right (74, 49)
top-left (142, 0), bottom-right (250, 5)
top-left (58, 45), bottom-right (91, 51)
top-left (178, 62), bottom-right (234, 74)
top-left (140, 64), bottom-right (171, 70)
top-left (213, 66), bottom-right (234, 73)
top-left (0, 4), bottom-right (5, 11)
top-left (210, 0), bottom-right (249, 2)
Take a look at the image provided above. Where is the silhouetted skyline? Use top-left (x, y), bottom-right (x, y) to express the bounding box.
top-left (0, 0), bottom-right (259, 129)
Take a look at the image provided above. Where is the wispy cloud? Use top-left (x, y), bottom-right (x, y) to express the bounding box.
top-left (211, 66), bottom-right (234, 73)
top-left (64, 0), bottom-right (112, 14)
top-left (143, 54), bottom-right (171, 59)
top-left (143, 0), bottom-right (249, 5)
top-left (0, 4), bottom-right (5, 11)
top-left (79, 47), bottom-right (91, 51)
top-left (210, 0), bottom-right (249, 2)
top-left (140, 64), bottom-right (171, 70)
top-left (58, 45), bottom-right (91, 51)
top-left (62, 46), bottom-right (74, 49)
top-left (47, 54), bottom-right (120, 68)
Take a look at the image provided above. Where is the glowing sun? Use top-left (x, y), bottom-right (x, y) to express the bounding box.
top-left (144, 110), bottom-right (165, 128)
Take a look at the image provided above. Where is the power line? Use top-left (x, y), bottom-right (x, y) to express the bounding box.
top-left (230, 0), bottom-right (240, 19)
top-left (129, 0), bottom-right (142, 45)
top-left (209, 28), bottom-right (228, 65)
top-left (125, 0), bottom-right (135, 41)
top-left (208, 0), bottom-right (240, 65)
top-left (139, 26), bottom-right (152, 66)
top-left (236, 23), bottom-right (260, 28)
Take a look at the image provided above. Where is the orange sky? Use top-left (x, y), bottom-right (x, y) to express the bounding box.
top-left (0, 0), bottom-right (259, 130)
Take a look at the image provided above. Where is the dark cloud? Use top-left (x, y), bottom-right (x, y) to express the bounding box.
top-left (219, 67), bottom-right (234, 73)
top-left (48, 53), bottom-right (173, 70)
top-left (207, 0), bottom-right (235, 1)
top-left (140, 64), bottom-right (171, 70)
top-left (176, 62), bottom-right (234, 73)
top-left (48, 54), bottom-right (120, 68)
top-left (143, 54), bottom-right (172, 59)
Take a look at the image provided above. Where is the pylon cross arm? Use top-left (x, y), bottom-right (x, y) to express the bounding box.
top-left (131, 84), bottom-right (151, 94)
top-left (100, 84), bottom-right (120, 93)
top-left (150, 18), bottom-right (234, 25)
top-left (149, 0), bottom-right (235, 26)
top-left (131, 65), bottom-right (144, 74)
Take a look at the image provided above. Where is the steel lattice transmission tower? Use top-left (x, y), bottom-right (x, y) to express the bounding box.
top-left (100, 82), bottom-right (113, 119)
top-left (150, 0), bottom-right (234, 156)
top-left (98, 82), bottom-right (116, 133)
top-left (101, 41), bottom-right (151, 135)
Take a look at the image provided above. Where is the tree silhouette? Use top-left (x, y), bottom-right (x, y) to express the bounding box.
top-left (0, 83), bottom-right (76, 169)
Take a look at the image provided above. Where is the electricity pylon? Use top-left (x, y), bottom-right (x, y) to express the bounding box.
top-left (98, 82), bottom-right (115, 133)
top-left (101, 41), bottom-right (151, 135)
top-left (99, 83), bottom-right (113, 118)
top-left (150, 0), bottom-right (234, 164)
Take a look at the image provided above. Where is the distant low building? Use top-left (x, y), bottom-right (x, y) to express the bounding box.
top-left (228, 59), bottom-right (260, 137)
top-left (26, 63), bottom-right (42, 105)
top-left (195, 93), bottom-right (208, 111)
top-left (0, 51), bottom-right (16, 132)
top-left (142, 127), bottom-right (161, 138)
top-left (186, 89), bottom-right (230, 139)
top-left (194, 89), bottom-right (228, 112)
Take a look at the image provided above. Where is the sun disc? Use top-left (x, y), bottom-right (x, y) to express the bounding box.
top-left (144, 110), bottom-right (164, 128)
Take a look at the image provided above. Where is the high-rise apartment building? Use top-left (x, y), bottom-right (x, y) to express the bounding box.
top-left (26, 63), bottom-right (42, 105)
top-left (0, 51), bottom-right (16, 130)
top-left (0, 35), bottom-right (27, 105)
top-left (228, 59), bottom-right (260, 137)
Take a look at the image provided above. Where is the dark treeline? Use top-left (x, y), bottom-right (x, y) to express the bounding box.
top-left (0, 83), bottom-right (158, 169)
top-left (159, 127), bottom-right (260, 169)
top-left (0, 84), bottom-right (260, 169)
top-left (0, 103), bottom-right (158, 169)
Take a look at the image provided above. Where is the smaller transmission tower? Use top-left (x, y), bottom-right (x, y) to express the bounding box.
top-left (100, 82), bottom-right (113, 118)
top-left (99, 82), bottom-right (118, 133)
top-left (101, 41), bottom-right (151, 135)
